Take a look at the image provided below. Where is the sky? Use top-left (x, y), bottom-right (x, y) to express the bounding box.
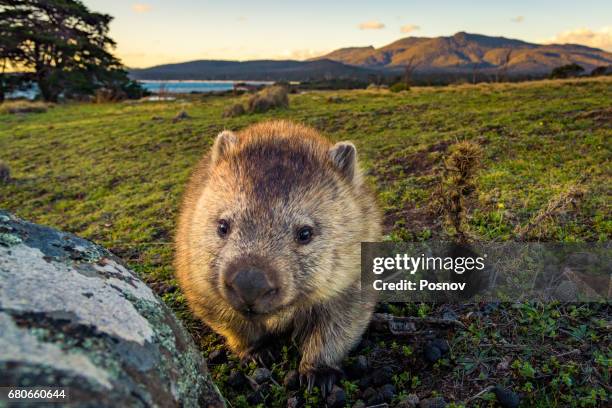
top-left (84, 0), bottom-right (612, 68)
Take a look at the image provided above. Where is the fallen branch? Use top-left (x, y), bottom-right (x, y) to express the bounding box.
top-left (463, 385), bottom-right (495, 405)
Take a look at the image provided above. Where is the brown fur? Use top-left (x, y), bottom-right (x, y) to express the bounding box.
top-left (175, 120), bottom-right (381, 390)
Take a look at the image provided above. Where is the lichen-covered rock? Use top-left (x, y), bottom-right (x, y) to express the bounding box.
top-left (0, 211), bottom-right (225, 408)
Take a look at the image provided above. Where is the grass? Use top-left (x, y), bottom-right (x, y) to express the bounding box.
top-left (0, 77), bottom-right (610, 407)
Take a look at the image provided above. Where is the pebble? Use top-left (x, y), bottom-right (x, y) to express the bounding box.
top-left (252, 367), bottom-right (272, 384)
top-left (347, 355), bottom-right (368, 377)
top-left (247, 390), bottom-right (264, 405)
top-left (424, 343), bottom-right (442, 363)
top-left (207, 349), bottom-right (226, 364)
top-left (430, 338), bottom-right (450, 354)
top-left (370, 366), bottom-right (394, 386)
top-left (395, 393), bottom-right (420, 408)
top-left (227, 370), bottom-right (246, 388)
top-left (419, 397), bottom-right (447, 408)
top-left (442, 309), bottom-right (459, 321)
top-left (326, 386), bottom-right (346, 408)
top-left (173, 110), bottom-right (190, 121)
top-left (379, 383), bottom-right (395, 401)
top-left (287, 396), bottom-right (300, 408)
top-left (283, 369), bottom-right (300, 390)
top-left (494, 386), bottom-right (520, 408)
top-left (362, 387), bottom-right (383, 405)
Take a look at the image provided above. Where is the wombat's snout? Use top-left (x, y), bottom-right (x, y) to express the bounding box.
top-left (223, 265), bottom-right (280, 316)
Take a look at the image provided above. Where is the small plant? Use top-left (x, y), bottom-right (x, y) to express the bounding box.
top-left (390, 82), bottom-right (410, 92)
top-left (0, 161), bottom-right (10, 183)
top-left (430, 140), bottom-right (483, 241)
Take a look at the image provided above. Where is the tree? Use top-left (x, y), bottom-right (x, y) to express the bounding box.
top-left (497, 49), bottom-right (512, 82)
top-left (550, 63), bottom-right (584, 79)
top-left (401, 56), bottom-right (418, 87)
top-left (0, 0), bottom-right (144, 102)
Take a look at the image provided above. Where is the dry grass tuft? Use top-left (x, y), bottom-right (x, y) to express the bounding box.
top-left (247, 85), bottom-right (289, 113)
top-left (222, 103), bottom-right (246, 118)
top-left (0, 100), bottom-right (49, 114)
top-left (515, 185), bottom-right (586, 240)
top-left (430, 140), bottom-right (484, 241)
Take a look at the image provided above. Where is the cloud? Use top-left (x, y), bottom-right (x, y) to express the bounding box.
top-left (400, 24), bottom-right (420, 34)
top-left (279, 49), bottom-right (327, 60)
top-left (132, 3), bottom-right (151, 13)
top-left (546, 26), bottom-right (612, 51)
top-left (358, 21), bottom-right (385, 30)
top-left (511, 16), bottom-right (524, 23)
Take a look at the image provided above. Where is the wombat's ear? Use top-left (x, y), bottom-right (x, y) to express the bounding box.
top-left (211, 130), bottom-right (238, 164)
top-left (329, 141), bottom-right (361, 185)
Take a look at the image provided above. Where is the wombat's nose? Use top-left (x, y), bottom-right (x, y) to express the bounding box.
top-left (229, 268), bottom-right (275, 306)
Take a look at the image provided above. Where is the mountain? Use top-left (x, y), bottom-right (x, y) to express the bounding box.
top-left (129, 33), bottom-right (612, 82)
top-left (129, 59), bottom-right (381, 81)
top-left (315, 32), bottom-right (612, 75)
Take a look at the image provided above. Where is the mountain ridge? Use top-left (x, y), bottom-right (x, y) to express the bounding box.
top-left (314, 32), bottom-right (612, 74)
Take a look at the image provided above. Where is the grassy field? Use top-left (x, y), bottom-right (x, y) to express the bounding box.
top-left (1, 77), bottom-right (610, 407)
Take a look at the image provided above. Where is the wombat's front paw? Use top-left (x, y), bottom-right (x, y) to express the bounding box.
top-left (299, 366), bottom-right (343, 396)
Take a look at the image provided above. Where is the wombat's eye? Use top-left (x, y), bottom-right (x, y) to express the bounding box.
top-left (217, 219), bottom-right (230, 238)
top-left (296, 226), bottom-right (313, 245)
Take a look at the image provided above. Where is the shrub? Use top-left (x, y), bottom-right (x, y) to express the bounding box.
top-left (550, 63), bottom-right (585, 79)
top-left (390, 82), bottom-right (410, 92)
top-left (223, 103), bottom-right (246, 118)
top-left (590, 66), bottom-right (610, 76)
top-left (247, 85), bottom-right (289, 113)
top-left (0, 161), bottom-right (10, 183)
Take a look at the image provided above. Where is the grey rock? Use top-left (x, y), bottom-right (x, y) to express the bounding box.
top-left (430, 339), bottom-right (450, 355)
top-left (0, 211), bottom-right (225, 407)
top-left (554, 280), bottom-right (579, 302)
top-left (424, 344), bottom-right (442, 363)
top-left (287, 396), bottom-right (300, 408)
top-left (494, 386), bottom-right (520, 408)
top-left (252, 367), bottom-right (272, 384)
top-left (326, 385), bottom-right (346, 408)
top-left (227, 370), bottom-right (247, 389)
top-left (379, 383), bottom-right (396, 401)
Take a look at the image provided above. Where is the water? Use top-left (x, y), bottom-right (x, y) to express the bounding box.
top-left (139, 80), bottom-right (273, 94)
top-left (6, 80), bottom-right (273, 100)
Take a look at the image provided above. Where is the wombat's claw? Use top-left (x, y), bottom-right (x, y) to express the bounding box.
top-left (300, 367), bottom-right (342, 397)
top-left (241, 347), bottom-right (275, 368)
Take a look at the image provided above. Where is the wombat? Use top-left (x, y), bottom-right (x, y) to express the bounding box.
top-left (175, 120), bottom-right (381, 393)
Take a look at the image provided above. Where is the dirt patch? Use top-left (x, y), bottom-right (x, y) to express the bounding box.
top-left (372, 141), bottom-right (451, 235)
top-left (382, 204), bottom-right (440, 236)
top-left (374, 140), bottom-right (451, 184)
top-left (576, 107), bottom-right (612, 126)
